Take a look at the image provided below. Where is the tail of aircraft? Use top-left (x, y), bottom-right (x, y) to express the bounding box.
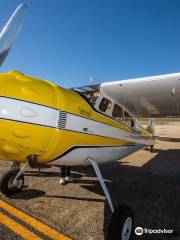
top-left (146, 118), bottom-right (156, 135)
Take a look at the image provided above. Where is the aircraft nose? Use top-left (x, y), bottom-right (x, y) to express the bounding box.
top-left (0, 71), bottom-right (64, 164)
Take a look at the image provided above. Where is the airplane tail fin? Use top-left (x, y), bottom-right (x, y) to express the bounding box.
top-left (146, 118), bottom-right (155, 135)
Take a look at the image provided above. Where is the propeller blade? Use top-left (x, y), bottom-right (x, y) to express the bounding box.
top-left (0, 4), bottom-right (27, 66)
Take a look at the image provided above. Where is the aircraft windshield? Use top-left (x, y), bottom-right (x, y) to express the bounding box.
top-left (72, 85), bottom-right (100, 106)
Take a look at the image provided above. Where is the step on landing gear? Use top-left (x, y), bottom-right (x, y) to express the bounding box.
top-left (88, 158), bottom-right (134, 240)
top-left (0, 164), bottom-right (26, 196)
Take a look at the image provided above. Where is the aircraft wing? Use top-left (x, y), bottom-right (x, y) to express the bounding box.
top-left (100, 73), bottom-right (180, 118)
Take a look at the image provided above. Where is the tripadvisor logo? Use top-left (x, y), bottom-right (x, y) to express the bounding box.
top-left (135, 227), bottom-right (143, 235)
top-left (135, 227), bottom-right (174, 236)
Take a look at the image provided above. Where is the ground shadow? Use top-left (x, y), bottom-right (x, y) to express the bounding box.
top-left (9, 189), bottom-right (46, 200)
top-left (45, 195), bottom-right (104, 203)
top-left (25, 170), bottom-right (83, 179)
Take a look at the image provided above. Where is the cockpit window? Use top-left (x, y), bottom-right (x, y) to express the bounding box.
top-left (112, 104), bottom-right (123, 122)
top-left (99, 98), bottom-right (112, 113)
top-left (72, 86), bottom-right (100, 106)
top-left (83, 91), bottom-right (99, 106)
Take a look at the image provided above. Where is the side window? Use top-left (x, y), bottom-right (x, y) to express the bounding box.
top-left (124, 111), bottom-right (129, 122)
top-left (112, 104), bottom-right (123, 122)
top-left (124, 111), bottom-right (135, 128)
top-left (99, 98), bottom-right (112, 113)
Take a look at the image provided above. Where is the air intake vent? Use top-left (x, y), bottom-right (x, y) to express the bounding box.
top-left (58, 111), bottom-right (67, 129)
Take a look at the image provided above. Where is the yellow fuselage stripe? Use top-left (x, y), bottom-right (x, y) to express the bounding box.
top-left (0, 200), bottom-right (71, 240)
top-left (0, 212), bottom-right (43, 240)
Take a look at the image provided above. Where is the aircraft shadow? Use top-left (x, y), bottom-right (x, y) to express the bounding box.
top-left (45, 195), bottom-right (104, 203)
top-left (25, 170), bottom-right (83, 179)
top-left (9, 189), bottom-right (46, 200)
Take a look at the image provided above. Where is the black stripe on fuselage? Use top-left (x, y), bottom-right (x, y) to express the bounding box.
top-left (60, 128), bottom-right (133, 142)
top-left (0, 95), bottom-right (59, 110)
top-left (0, 117), bottom-right (56, 129)
top-left (48, 144), bottom-right (135, 163)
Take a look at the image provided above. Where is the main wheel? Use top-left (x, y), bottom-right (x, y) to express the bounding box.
top-left (0, 170), bottom-right (24, 196)
top-left (107, 205), bottom-right (134, 240)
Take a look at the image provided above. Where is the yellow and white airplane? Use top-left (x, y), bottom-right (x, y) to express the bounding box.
top-left (0, 4), bottom-right (179, 240)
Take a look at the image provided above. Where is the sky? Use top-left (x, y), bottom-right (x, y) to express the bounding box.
top-left (0, 0), bottom-right (180, 87)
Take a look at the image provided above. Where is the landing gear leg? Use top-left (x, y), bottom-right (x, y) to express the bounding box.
top-left (150, 145), bottom-right (154, 152)
top-left (11, 161), bottom-right (21, 170)
top-left (88, 158), bottom-right (114, 212)
top-left (0, 163), bottom-right (26, 196)
top-left (88, 158), bottom-right (134, 240)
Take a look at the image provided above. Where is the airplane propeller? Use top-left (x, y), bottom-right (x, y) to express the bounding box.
top-left (0, 4), bottom-right (27, 66)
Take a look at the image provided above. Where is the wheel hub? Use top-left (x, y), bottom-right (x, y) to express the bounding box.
top-left (8, 176), bottom-right (23, 190)
top-left (122, 217), bottom-right (132, 240)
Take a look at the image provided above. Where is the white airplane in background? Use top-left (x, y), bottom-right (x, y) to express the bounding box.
top-left (0, 4), bottom-right (179, 240)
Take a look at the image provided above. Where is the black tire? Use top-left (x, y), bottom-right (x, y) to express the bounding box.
top-left (0, 170), bottom-right (24, 196)
top-left (107, 205), bottom-right (134, 240)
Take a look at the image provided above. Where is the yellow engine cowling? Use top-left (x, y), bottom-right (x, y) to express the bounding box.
top-left (0, 70), bottom-right (64, 163)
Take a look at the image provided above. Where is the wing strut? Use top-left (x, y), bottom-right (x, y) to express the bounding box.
top-left (88, 158), bottom-right (114, 213)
